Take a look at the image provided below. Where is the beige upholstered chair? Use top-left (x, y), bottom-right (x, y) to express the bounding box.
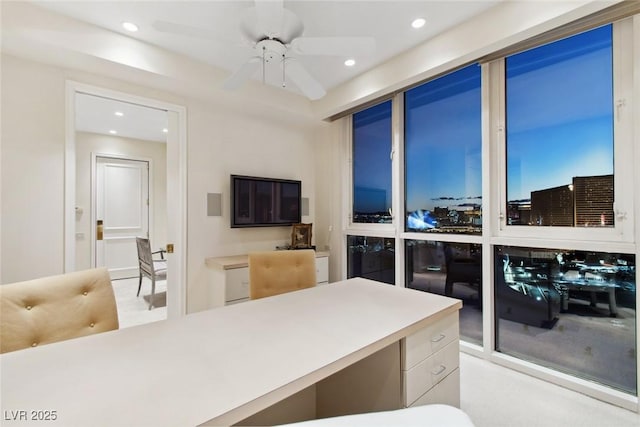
top-left (0, 268), bottom-right (119, 354)
top-left (136, 237), bottom-right (167, 310)
top-left (248, 250), bottom-right (317, 300)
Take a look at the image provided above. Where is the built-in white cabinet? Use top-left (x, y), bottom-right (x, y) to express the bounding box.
top-left (206, 251), bottom-right (329, 308)
top-left (315, 256), bottom-right (329, 284)
top-left (224, 267), bottom-right (250, 303)
top-left (401, 312), bottom-right (460, 408)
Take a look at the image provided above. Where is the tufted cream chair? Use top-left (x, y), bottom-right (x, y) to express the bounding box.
top-left (0, 268), bottom-right (119, 354)
top-left (248, 250), bottom-right (317, 300)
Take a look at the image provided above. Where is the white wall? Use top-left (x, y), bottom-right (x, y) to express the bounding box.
top-left (74, 132), bottom-right (168, 271)
top-left (0, 54), bottom-right (325, 314)
top-left (185, 96), bottom-right (321, 311)
top-left (1, 54), bottom-right (66, 283)
top-left (312, 119), bottom-right (345, 282)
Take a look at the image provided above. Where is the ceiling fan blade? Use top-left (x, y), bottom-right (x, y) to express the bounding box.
top-left (291, 37), bottom-right (376, 56)
top-left (283, 58), bottom-right (326, 100)
top-left (255, 0), bottom-right (284, 39)
top-left (222, 57), bottom-right (262, 90)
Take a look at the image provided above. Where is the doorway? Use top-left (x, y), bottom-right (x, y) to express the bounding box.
top-left (65, 82), bottom-right (187, 320)
top-left (93, 155), bottom-right (150, 280)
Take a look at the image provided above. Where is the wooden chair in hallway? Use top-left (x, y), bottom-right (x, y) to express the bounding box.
top-left (135, 237), bottom-right (167, 310)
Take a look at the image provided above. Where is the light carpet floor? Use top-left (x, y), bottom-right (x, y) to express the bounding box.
top-left (460, 353), bottom-right (640, 427)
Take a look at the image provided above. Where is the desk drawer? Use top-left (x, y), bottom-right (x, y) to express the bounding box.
top-left (408, 368), bottom-right (460, 408)
top-left (403, 312), bottom-right (458, 370)
top-left (403, 339), bottom-right (459, 406)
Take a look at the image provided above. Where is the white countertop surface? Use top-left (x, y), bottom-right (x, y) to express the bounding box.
top-left (206, 250), bottom-right (330, 270)
top-left (1, 278), bottom-right (461, 427)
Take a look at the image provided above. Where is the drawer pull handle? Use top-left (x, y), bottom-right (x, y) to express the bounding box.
top-left (431, 333), bottom-right (446, 343)
top-left (431, 365), bottom-right (446, 376)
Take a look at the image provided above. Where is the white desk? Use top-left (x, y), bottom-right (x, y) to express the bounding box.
top-left (1, 278), bottom-right (461, 427)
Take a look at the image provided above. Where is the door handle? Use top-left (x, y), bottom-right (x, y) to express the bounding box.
top-left (166, 243), bottom-right (174, 254)
top-left (96, 220), bottom-right (104, 241)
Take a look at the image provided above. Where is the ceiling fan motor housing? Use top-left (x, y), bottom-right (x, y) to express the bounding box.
top-left (256, 39), bottom-right (287, 63)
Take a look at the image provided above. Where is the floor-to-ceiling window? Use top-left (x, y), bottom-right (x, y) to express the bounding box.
top-left (495, 245), bottom-right (636, 394)
top-left (352, 100), bottom-right (393, 224)
top-left (505, 25), bottom-right (614, 229)
top-left (343, 13), bottom-right (637, 404)
top-left (406, 240), bottom-right (482, 345)
top-left (347, 235), bottom-right (395, 285)
top-left (494, 23), bottom-right (636, 395)
top-left (347, 100), bottom-right (396, 284)
top-left (404, 64), bottom-right (483, 345)
top-left (405, 64), bottom-right (482, 235)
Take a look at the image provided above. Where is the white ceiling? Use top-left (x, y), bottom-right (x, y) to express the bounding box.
top-left (34, 0), bottom-right (504, 139)
top-left (34, 0), bottom-right (502, 93)
top-left (76, 93), bottom-right (168, 143)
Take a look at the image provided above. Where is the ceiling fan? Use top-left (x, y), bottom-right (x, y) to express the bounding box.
top-left (153, 0), bottom-right (375, 100)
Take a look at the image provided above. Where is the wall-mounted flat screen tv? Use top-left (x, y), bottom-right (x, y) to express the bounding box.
top-left (230, 175), bottom-right (301, 228)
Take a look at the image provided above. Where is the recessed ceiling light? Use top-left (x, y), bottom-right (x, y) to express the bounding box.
top-left (411, 18), bottom-right (426, 29)
top-left (344, 59), bottom-right (356, 67)
top-left (109, 130), bottom-right (117, 135)
top-left (114, 111), bottom-right (124, 117)
top-left (122, 22), bottom-right (139, 32)
top-left (162, 128), bottom-right (168, 133)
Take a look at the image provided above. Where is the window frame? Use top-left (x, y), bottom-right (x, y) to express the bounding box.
top-left (347, 98), bottom-right (396, 233)
top-left (402, 63), bottom-right (484, 237)
top-left (490, 20), bottom-right (635, 248)
top-left (340, 14), bottom-right (639, 408)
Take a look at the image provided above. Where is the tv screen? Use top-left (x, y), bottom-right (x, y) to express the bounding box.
top-left (230, 175), bottom-right (302, 228)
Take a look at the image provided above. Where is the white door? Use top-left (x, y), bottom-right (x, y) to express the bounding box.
top-left (95, 156), bottom-right (149, 279)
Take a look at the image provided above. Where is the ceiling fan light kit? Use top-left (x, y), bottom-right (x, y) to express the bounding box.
top-left (154, 0), bottom-right (375, 100)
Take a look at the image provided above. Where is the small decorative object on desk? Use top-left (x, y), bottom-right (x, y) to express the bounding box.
top-left (291, 223), bottom-right (313, 249)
